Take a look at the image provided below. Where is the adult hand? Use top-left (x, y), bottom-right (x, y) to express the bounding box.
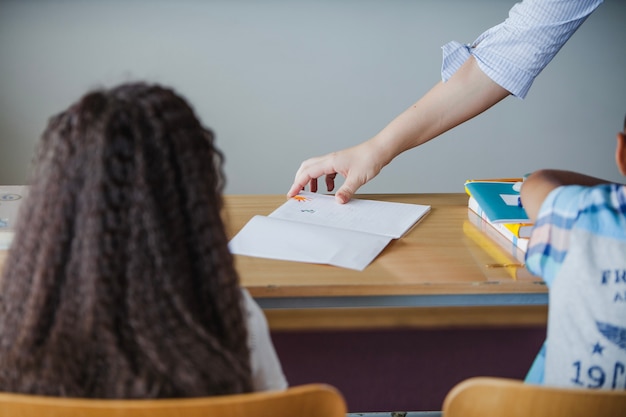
top-left (287, 140), bottom-right (387, 204)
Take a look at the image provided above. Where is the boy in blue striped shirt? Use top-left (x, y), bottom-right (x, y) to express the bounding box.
top-left (520, 115), bottom-right (626, 390)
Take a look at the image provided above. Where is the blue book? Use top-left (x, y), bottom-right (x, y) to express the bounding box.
top-left (464, 180), bottom-right (529, 223)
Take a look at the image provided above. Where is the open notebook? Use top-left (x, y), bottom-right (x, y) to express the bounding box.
top-left (229, 192), bottom-right (430, 270)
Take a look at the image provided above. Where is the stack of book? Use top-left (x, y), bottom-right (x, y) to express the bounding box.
top-left (0, 186), bottom-right (27, 250)
top-left (464, 178), bottom-right (532, 254)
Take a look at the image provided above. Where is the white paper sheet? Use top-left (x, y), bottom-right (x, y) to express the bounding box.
top-left (228, 215), bottom-right (392, 271)
top-left (228, 192), bottom-right (431, 271)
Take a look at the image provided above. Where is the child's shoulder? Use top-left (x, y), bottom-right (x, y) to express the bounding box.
top-left (539, 183), bottom-right (626, 231)
top-left (555, 182), bottom-right (626, 208)
top-left (583, 182), bottom-right (626, 208)
top-left (566, 183), bottom-right (626, 237)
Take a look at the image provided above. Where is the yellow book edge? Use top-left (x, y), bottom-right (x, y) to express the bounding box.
top-left (462, 220), bottom-right (527, 281)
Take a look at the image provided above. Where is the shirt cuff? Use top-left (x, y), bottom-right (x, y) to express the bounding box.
top-left (441, 41), bottom-right (471, 83)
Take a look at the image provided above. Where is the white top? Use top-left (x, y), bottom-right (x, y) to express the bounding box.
top-left (441, 0), bottom-right (603, 98)
top-left (525, 185), bottom-right (626, 388)
top-left (241, 289), bottom-right (288, 391)
top-left (545, 227), bottom-right (626, 388)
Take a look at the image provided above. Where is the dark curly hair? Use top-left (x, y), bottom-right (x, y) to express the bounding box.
top-left (0, 83), bottom-right (253, 398)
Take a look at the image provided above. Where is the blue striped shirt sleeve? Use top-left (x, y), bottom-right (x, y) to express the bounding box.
top-left (525, 184), bottom-right (626, 286)
top-left (441, 0), bottom-right (603, 98)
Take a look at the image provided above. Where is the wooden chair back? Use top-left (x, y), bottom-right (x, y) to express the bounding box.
top-left (442, 377), bottom-right (626, 417)
top-left (0, 383), bottom-right (347, 417)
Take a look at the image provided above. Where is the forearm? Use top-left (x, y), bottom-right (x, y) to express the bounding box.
top-left (288, 56), bottom-right (510, 202)
top-left (369, 56), bottom-right (510, 167)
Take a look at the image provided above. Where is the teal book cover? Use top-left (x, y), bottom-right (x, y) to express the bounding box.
top-left (464, 181), bottom-right (529, 223)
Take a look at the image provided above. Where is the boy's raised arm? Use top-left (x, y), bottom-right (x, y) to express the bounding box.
top-left (521, 170), bottom-right (611, 222)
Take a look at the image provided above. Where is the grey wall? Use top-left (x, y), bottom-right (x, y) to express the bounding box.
top-left (1, 0), bottom-right (625, 194)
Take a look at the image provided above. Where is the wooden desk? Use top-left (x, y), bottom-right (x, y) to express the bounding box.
top-left (0, 193), bottom-right (548, 329)
top-left (0, 193), bottom-right (547, 412)
top-left (223, 193), bottom-right (548, 329)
